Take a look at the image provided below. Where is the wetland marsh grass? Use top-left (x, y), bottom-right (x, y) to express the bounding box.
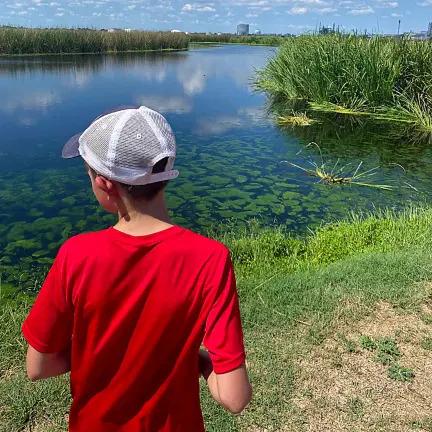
top-left (281, 143), bottom-right (409, 191)
top-left (276, 112), bottom-right (319, 127)
top-left (189, 33), bottom-right (284, 46)
top-left (256, 35), bottom-right (432, 134)
top-left (0, 27), bottom-right (282, 56)
top-left (0, 27), bottom-right (189, 55)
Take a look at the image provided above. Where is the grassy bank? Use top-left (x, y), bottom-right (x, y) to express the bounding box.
top-left (2, 207), bottom-right (432, 431)
top-left (256, 35), bottom-right (432, 133)
top-left (0, 27), bottom-right (282, 55)
top-left (0, 27), bottom-right (189, 55)
top-left (189, 33), bottom-right (285, 46)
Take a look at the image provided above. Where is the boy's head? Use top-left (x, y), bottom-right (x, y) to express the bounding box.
top-left (62, 106), bottom-right (179, 212)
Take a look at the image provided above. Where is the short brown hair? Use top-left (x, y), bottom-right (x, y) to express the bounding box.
top-left (86, 157), bottom-right (169, 201)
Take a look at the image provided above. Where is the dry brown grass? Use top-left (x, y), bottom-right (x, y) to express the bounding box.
top-left (286, 302), bottom-right (432, 432)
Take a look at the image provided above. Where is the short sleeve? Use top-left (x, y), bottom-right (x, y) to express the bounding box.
top-left (22, 246), bottom-right (73, 353)
top-left (203, 249), bottom-right (246, 374)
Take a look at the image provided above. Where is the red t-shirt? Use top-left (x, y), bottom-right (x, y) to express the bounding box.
top-left (22, 226), bottom-right (246, 432)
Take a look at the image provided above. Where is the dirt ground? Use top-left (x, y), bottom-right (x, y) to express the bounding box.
top-left (286, 302), bottom-right (432, 432)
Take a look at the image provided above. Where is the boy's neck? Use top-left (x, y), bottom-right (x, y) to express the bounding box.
top-left (114, 193), bottom-right (174, 236)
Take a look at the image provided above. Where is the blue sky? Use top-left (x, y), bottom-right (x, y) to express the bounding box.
top-left (1, 0), bottom-right (430, 35)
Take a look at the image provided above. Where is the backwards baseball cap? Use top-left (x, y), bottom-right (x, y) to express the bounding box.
top-left (62, 105), bottom-right (179, 186)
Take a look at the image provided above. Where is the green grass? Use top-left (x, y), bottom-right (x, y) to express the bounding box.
top-left (359, 335), bottom-right (378, 351)
top-left (218, 206), bottom-right (432, 275)
top-left (420, 336), bottom-right (432, 351)
top-left (0, 295), bottom-right (70, 432)
top-left (348, 396), bottom-right (365, 419)
top-left (387, 364), bottom-right (415, 382)
top-left (256, 35), bottom-right (432, 133)
top-left (0, 27), bottom-right (189, 55)
top-left (411, 417), bottom-right (432, 431)
top-left (2, 207), bottom-right (432, 430)
top-left (374, 338), bottom-right (401, 365)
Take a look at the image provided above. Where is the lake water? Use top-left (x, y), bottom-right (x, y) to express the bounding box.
top-left (1, 45), bottom-right (432, 271)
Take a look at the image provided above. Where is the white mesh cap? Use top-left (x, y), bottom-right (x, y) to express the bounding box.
top-left (62, 106), bottom-right (179, 186)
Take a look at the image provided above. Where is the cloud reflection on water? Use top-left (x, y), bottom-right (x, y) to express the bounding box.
top-left (0, 91), bottom-right (60, 113)
top-left (136, 95), bottom-right (193, 114)
top-left (195, 106), bottom-right (270, 135)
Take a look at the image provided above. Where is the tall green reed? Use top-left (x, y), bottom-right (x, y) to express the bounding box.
top-left (256, 34), bottom-right (432, 130)
top-left (0, 27), bottom-right (189, 55)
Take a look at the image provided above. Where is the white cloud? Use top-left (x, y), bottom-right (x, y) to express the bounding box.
top-left (348, 5), bottom-right (375, 14)
top-left (375, 1), bottom-right (398, 7)
top-left (182, 3), bottom-right (216, 12)
top-left (289, 6), bottom-right (308, 14)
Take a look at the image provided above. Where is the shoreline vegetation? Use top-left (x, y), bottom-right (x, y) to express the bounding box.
top-left (3, 206), bottom-right (432, 292)
top-left (3, 27), bottom-right (431, 136)
top-left (0, 27), bottom-right (189, 55)
top-left (0, 27), bottom-right (283, 56)
top-left (256, 34), bottom-right (432, 135)
top-left (2, 206), bottom-right (432, 430)
top-left (189, 33), bottom-right (284, 46)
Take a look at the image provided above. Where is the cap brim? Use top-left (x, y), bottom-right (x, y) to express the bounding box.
top-left (62, 133), bottom-right (82, 159)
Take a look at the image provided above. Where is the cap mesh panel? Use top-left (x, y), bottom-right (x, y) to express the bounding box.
top-left (114, 112), bottom-right (162, 169)
top-left (147, 110), bottom-right (176, 154)
top-left (79, 112), bottom-right (120, 165)
top-left (78, 107), bottom-right (177, 184)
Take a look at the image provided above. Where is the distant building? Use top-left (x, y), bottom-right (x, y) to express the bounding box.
top-left (405, 31), bottom-right (428, 40)
top-left (237, 23), bottom-right (249, 36)
top-left (171, 29), bottom-right (183, 33)
top-left (319, 27), bottom-right (333, 35)
top-left (255, 29), bottom-right (262, 35)
top-left (428, 22), bottom-right (432, 38)
top-left (124, 28), bottom-right (133, 33)
top-left (318, 24), bottom-right (339, 35)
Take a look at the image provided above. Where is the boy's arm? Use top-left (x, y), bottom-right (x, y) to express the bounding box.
top-left (26, 345), bottom-right (71, 381)
top-left (22, 244), bottom-right (73, 381)
top-left (199, 349), bottom-right (252, 414)
top-left (202, 247), bottom-right (251, 413)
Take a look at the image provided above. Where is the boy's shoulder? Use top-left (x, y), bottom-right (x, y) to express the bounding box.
top-left (170, 228), bottom-right (232, 272)
top-left (56, 229), bottom-right (112, 262)
top-left (179, 228), bottom-right (229, 255)
top-left (61, 229), bottom-right (110, 250)
top-left (59, 227), bottom-right (230, 260)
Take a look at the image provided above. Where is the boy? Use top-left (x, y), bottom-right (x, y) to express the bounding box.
top-left (22, 106), bottom-right (252, 431)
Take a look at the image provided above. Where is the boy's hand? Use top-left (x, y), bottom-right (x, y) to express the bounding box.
top-left (198, 349), bottom-right (252, 414)
top-left (198, 349), bottom-right (213, 380)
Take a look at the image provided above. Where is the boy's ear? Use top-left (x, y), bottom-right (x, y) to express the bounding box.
top-left (94, 176), bottom-right (119, 196)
